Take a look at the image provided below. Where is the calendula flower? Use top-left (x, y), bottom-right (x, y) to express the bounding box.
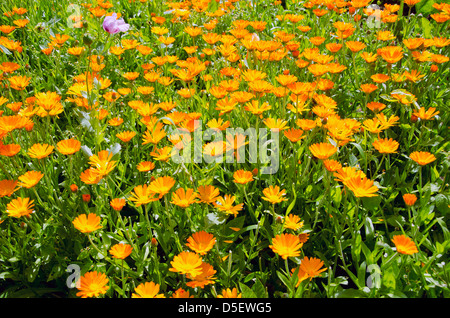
top-left (283, 214), bottom-right (304, 231)
top-left (132, 282), bottom-right (165, 298)
top-left (217, 288), bottom-right (242, 298)
top-left (412, 107), bottom-right (439, 120)
top-left (186, 262), bottom-right (217, 289)
top-left (150, 146), bottom-right (173, 162)
top-left (309, 142), bottom-right (337, 160)
top-left (171, 288), bottom-right (194, 298)
top-left (323, 159), bottom-right (342, 172)
top-left (372, 138), bottom-right (399, 154)
top-left (76, 271), bottom-right (109, 298)
top-left (56, 139), bottom-right (81, 155)
top-left (5, 197), bottom-right (34, 218)
top-left (269, 233), bottom-right (303, 259)
top-left (18, 171), bottom-right (43, 188)
top-left (409, 151), bottom-right (436, 166)
top-left (137, 161), bottom-right (155, 172)
top-left (186, 231), bottom-right (216, 255)
top-left (391, 235), bottom-right (419, 255)
top-left (169, 251), bottom-right (203, 278)
top-left (88, 150), bottom-right (117, 178)
top-left (403, 193), bottom-right (417, 207)
top-left (80, 168), bottom-right (102, 185)
top-left (0, 143), bottom-right (21, 157)
top-left (110, 198), bottom-right (126, 211)
top-left (170, 188), bottom-right (198, 208)
top-left (197, 185), bottom-right (220, 204)
top-left (109, 243), bottom-right (133, 259)
top-left (72, 213), bottom-right (102, 233)
top-left (262, 185), bottom-right (288, 204)
top-left (298, 256), bottom-right (327, 279)
top-left (148, 176), bottom-right (176, 196)
top-left (116, 131), bottom-right (136, 143)
top-left (0, 179), bottom-right (19, 197)
top-left (233, 170), bottom-right (254, 184)
top-left (344, 175), bottom-right (379, 198)
top-left (27, 143), bottom-right (54, 159)
top-left (128, 184), bottom-right (160, 206)
top-left (214, 195), bottom-right (244, 217)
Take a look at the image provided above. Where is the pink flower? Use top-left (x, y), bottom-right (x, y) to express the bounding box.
top-left (102, 13), bottom-right (130, 34)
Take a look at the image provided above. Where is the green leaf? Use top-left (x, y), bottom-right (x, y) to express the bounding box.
top-left (0, 45), bottom-right (12, 55)
top-left (239, 282), bottom-right (257, 298)
top-left (435, 194), bottom-right (449, 215)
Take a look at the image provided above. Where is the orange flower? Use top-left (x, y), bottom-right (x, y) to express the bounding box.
top-left (298, 256), bottom-right (327, 280)
top-left (186, 262), bottom-right (217, 289)
top-left (214, 194), bottom-right (244, 217)
top-left (169, 251), bottom-right (203, 278)
top-left (323, 159), bottom-right (342, 172)
top-left (343, 175), bottom-right (379, 198)
top-left (186, 231), bottom-right (216, 255)
top-left (136, 161), bottom-right (155, 172)
top-left (27, 143), bottom-right (54, 159)
top-left (129, 184), bottom-right (160, 206)
top-left (283, 128), bottom-right (305, 143)
top-left (0, 143), bottom-right (21, 157)
top-left (309, 142), bottom-right (337, 160)
top-left (409, 151), bottom-right (436, 166)
top-left (403, 193), bottom-right (417, 207)
top-left (18, 171), bottom-right (43, 188)
top-left (132, 282), bottom-right (165, 298)
top-left (372, 138), bottom-right (399, 154)
top-left (72, 213), bottom-right (103, 233)
top-left (89, 150), bottom-right (117, 178)
top-left (283, 214), bottom-right (304, 231)
top-left (0, 179), bottom-right (19, 197)
top-left (6, 197), bottom-right (34, 218)
top-left (377, 46), bottom-right (403, 64)
top-left (262, 185), bottom-right (288, 204)
top-left (110, 198), bottom-right (126, 211)
top-left (197, 185), bottom-right (220, 204)
top-left (109, 243), bottom-right (133, 259)
top-left (116, 131), bottom-right (136, 143)
top-left (391, 235), bottom-right (419, 255)
top-left (170, 188), bottom-right (198, 208)
top-left (233, 170), bottom-right (254, 184)
top-left (148, 176), bottom-right (176, 196)
top-left (8, 75), bottom-right (31, 91)
top-left (345, 41), bottom-right (366, 53)
top-left (217, 287), bottom-right (242, 298)
top-left (56, 139), bottom-right (81, 155)
top-left (76, 271), bottom-right (109, 298)
top-left (269, 233), bottom-right (303, 259)
top-left (412, 107), bottom-right (439, 120)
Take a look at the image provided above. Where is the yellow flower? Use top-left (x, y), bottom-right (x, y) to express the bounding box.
top-left (109, 243), bottom-right (133, 259)
top-left (72, 213), bottom-right (102, 233)
top-left (309, 142), bottom-right (337, 160)
top-left (132, 282), bottom-right (165, 298)
top-left (169, 251), bottom-right (203, 278)
top-left (391, 235), bottom-right (419, 255)
top-left (269, 233), bottom-right (303, 259)
top-left (217, 287), bottom-right (242, 298)
top-left (283, 214), bottom-right (304, 231)
top-left (6, 197), bottom-right (34, 218)
top-left (18, 171), bottom-right (44, 188)
top-left (262, 185), bottom-right (288, 204)
top-left (409, 151), bottom-right (436, 166)
top-left (27, 143), bottom-right (54, 159)
top-left (76, 271), bottom-right (109, 298)
top-left (186, 231), bottom-right (216, 255)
